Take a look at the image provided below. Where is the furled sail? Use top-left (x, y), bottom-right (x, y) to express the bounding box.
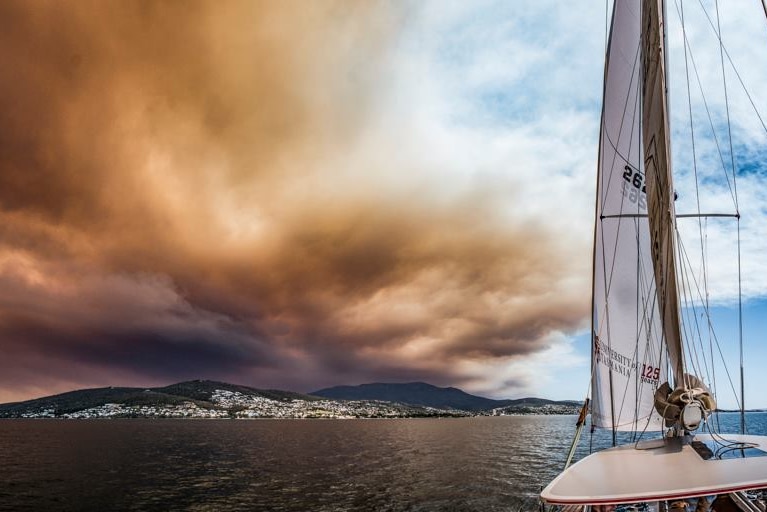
top-left (641, 0), bottom-right (685, 387)
top-left (591, 0), bottom-right (667, 432)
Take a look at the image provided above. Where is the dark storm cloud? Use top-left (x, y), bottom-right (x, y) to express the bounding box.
top-left (0, 0), bottom-right (590, 402)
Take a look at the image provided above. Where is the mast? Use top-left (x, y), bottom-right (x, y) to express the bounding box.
top-left (640, 0), bottom-right (685, 388)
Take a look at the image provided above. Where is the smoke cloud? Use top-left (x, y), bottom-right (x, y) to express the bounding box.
top-left (0, 0), bottom-right (595, 402)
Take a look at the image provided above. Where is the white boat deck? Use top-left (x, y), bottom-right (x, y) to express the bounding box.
top-left (541, 434), bottom-right (767, 506)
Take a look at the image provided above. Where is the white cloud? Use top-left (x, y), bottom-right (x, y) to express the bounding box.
top-left (666, 0), bottom-right (767, 304)
top-left (456, 331), bottom-right (589, 400)
top-left (383, 0), bottom-right (767, 396)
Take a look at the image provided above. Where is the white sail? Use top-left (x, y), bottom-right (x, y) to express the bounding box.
top-left (591, 0), bottom-right (667, 432)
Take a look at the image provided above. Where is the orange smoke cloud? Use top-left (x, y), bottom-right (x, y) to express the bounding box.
top-left (0, 0), bottom-right (590, 402)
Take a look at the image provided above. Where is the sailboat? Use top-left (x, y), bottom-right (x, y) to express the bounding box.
top-left (541, 0), bottom-right (767, 509)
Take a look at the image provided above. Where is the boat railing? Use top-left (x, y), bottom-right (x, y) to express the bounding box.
top-left (730, 491), bottom-right (765, 512)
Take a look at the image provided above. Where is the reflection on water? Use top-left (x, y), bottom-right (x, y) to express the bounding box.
top-left (0, 413), bottom-right (764, 511)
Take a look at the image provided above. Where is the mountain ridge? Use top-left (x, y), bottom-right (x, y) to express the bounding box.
top-left (0, 380), bottom-right (581, 418)
top-left (0, 380), bottom-right (321, 417)
top-left (311, 381), bottom-right (580, 412)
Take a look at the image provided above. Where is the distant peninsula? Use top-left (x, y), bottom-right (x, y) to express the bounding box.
top-left (0, 380), bottom-right (582, 419)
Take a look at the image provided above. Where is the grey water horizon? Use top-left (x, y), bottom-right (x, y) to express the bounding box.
top-left (1, 412), bottom-right (764, 511)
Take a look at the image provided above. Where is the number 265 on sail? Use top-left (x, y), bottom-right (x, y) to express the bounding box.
top-left (621, 165), bottom-right (647, 210)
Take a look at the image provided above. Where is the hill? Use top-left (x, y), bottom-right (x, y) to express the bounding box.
top-left (0, 380), bottom-right (321, 418)
top-left (0, 380), bottom-right (467, 419)
top-left (0, 380), bottom-right (581, 418)
top-left (310, 382), bottom-right (580, 413)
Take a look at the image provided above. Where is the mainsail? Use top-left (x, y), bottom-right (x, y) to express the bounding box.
top-left (591, 0), bottom-right (667, 432)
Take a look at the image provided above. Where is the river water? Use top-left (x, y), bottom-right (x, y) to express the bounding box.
top-left (0, 413), bottom-right (764, 511)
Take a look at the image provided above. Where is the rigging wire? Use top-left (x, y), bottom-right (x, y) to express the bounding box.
top-left (713, 0), bottom-right (747, 436)
top-left (676, 234), bottom-right (742, 411)
top-left (670, 0), bottom-right (747, 432)
top-left (674, 14), bottom-right (736, 205)
top-left (696, 0), bottom-right (767, 139)
top-left (737, 221), bottom-right (745, 434)
top-left (705, 220), bottom-right (720, 432)
top-left (680, 0), bottom-right (711, 330)
top-left (676, 231), bottom-right (709, 386)
top-left (670, 0), bottom-right (748, 431)
top-left (678, 0), bottom-right (712, 391)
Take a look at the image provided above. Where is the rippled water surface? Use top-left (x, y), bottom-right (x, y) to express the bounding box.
top-left (1, 413), bottom-right (765, 511)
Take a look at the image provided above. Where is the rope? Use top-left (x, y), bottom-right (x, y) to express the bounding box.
top-left (563, 398), bottom-right (591, 470)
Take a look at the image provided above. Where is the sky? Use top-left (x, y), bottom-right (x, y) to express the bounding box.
top-left (0, 1), bottom-right (766, 408)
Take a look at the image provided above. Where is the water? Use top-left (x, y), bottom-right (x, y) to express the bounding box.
top-left (0, 413), bottom-right (765, 511)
